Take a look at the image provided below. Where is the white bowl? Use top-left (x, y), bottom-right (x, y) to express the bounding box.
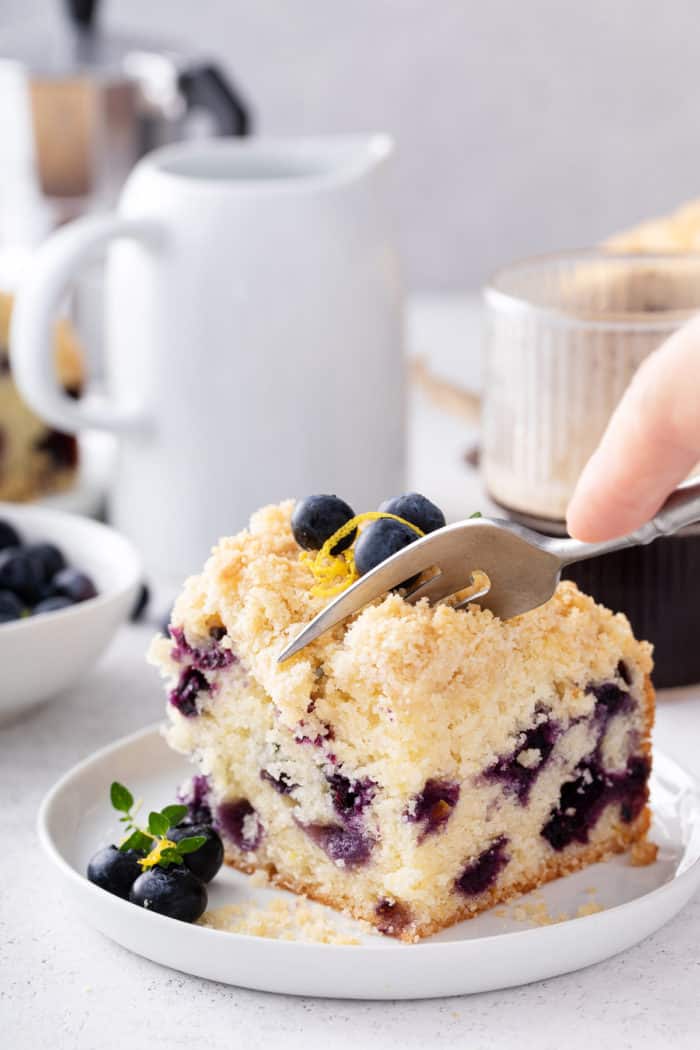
top-left (0, 502), bottom-right (141, 722)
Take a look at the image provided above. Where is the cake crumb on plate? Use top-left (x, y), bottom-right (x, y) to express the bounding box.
top-left (248, 869), bottom-right (271, 888)
top-left (576, 900), bottom-right (604, 918)
top-left (199, 896), bottom-right (371, 944)
top-left (629, 839), bottom-right (659, 867)
top-left (502, 890), bottom-right (604, 926)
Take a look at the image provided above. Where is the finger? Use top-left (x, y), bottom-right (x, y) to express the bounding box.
top-left (566, 317), bottom-right (700, 541)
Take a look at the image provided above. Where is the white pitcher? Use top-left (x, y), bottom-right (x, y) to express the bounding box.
top-left (11, 136), bottom-right (404, 582)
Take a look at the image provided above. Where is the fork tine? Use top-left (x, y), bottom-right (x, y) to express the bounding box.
top-left (452, 580), bottom-right (491, 610)
top-left (403, 570), bottom-right (457, 605)
top-left (277, 516), bottom-right (557, 663)
top-left (277, 533), bottom-right (447, 662)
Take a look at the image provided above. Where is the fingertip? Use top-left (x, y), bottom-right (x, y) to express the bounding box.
top-left (566, 454), bottom-right (637, 542)
top-left (566, 499), bottom-right (611, 543)
top-left (566, 455), bottom-right (610, 541)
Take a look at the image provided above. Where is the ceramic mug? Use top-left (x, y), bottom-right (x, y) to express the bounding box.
top-left (481, 251), bottom-right (700, 687)
top-left (11, 136), bottom-right (404, 582)
top-left (483, 251), bottom-right (700, 522)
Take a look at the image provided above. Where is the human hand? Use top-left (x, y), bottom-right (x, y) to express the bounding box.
top-left (567, 314), bottom-right (700, 542)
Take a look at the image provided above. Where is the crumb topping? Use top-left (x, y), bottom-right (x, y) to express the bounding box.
top-left (167, 501), bottom-right (653, 785)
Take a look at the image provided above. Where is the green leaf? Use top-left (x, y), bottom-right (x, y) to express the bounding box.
top-left (160, 804), bottom-right (188, 827)
top-left (469, 511), bottom-right (482, 519)
top-left (176, 835), bottom-right (207, 855)
top-left (148, 811), bottom-right (170, 838)
top-left (110, 781), bottom-right (134, 813)
top-left (120, 829), bottom-right (151, 853)
top-left (157, 848), bottom-right (182, 867)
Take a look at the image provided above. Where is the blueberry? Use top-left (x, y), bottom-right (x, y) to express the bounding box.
top-left (216, 799), bottom-right (263, 851)
top-left (354, 518), bottom-right (419, 578)
top-left (129, 865), bottom-right (207, 922)
top-left (326, 772), bottom-right (376, 816)
top-left (291, 494), bottom-right (356, 554)
top-left (0, 549), bottom-right (44, 603)
top-left (169, 667), bottom-right (209, 717)
top-left (379, 492), bottom-right (446, 535)
top-left (0, 589), bottom-right (24, 623)
top-left (51, 567), bottom-right (97, 603)
top-left (302, 821), bottom-right (375, 867)
top-left (33, 595), bottom-right (75, 615)
top-left (87, 845), bottom-right (144, 899)
top-left (167, 822), bottom-right (224, 882)
top-left (130, 582), bottom-right (150, 622)
top-left (24, 542), bottom-right (66, 582)
top-left (407, 779), bottom-right (460, 840)
top-left (35, 429), bottom-right (78, 469)
top-left (0, 520), bottom-right (21, 551)
top-left (179, 774), bottom-right (213, 824)
top-left (455, 836), bottom-right (510, 896)
top-left (161, 607), bottom-right (174, 637)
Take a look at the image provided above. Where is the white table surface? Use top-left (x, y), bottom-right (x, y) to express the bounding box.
top-left (2, 296), bottom-right (699, 1048)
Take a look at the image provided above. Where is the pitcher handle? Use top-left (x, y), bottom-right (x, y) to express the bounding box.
top-left (10, 214), bottom-right (162, 433)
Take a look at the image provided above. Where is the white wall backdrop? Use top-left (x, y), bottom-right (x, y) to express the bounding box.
top-left (3, 0), bottom-right (700, 289)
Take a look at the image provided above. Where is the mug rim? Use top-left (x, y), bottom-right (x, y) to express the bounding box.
top-left (484, 247), bottom-right (700, 331)
top-left (130, 134), bottom-right (395, 193)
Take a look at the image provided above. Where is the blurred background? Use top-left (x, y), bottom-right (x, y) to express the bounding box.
top-left (3, 0), bottom-right (699, 290)
top-left (2, 0), bottom-right (700, 698)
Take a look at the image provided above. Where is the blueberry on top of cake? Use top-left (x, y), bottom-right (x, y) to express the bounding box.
top-left (149, 499), bottom-right (654, 942)
top-left (0, 291), bottom-right (84, 501)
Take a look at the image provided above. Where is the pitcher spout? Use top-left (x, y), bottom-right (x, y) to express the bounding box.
top-left (137, 134), bottom-right (394, 190)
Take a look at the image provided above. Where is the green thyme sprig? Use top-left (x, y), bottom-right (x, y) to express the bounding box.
top-left (110, 781), bottom-right (206, 870)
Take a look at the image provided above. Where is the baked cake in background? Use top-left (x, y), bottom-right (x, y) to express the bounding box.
top-left (0, 291), bottom-right (83, 501)
top-left (150, 500), bottom-right (655, 942)
top-left (605, 197), bottom-right (700, 253)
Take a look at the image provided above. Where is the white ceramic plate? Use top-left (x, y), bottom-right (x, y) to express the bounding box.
top-left (38, 724), bottom-right (700, 1000)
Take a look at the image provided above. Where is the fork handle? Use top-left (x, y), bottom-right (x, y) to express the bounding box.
top-left (549, 477), bottom-right (700, 567)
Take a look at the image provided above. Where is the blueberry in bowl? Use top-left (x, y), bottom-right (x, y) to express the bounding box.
top-left (0, 523), bottom-right (98, 616)
top-left (0, 519), bottom-right (20, 551)
top-left (25, 541), bottom-right (66, 580)
top-left (50, 567), bottom-right (98, 604)
top-left (0, 502), bottom-right (141, 722)
top-left (0, 547), bottom-right (45, 603)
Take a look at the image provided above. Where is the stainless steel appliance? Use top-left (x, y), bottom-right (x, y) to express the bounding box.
top-left (2, 0), bottom-right (251, 224)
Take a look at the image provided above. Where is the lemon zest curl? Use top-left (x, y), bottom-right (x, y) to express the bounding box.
top-left (301, 512), bottom-right (423, 598)
top-left (138, 837), bottom-right (178, 870)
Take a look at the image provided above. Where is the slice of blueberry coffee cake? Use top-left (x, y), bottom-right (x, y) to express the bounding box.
top-left (149, 497), bottom-right (654, 942)
top-left (0, 292), bottom-right (83, 501)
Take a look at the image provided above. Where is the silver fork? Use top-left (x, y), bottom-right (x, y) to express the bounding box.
top-left (278, 478), bottom-right (700, 662)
